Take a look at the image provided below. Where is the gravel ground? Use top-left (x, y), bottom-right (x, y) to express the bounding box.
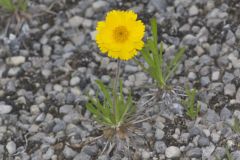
top-left (0, 0), bottom-right (240, 159)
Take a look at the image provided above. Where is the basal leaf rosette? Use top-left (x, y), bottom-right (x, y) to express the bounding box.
top-left (96, 10), bottom-right (145, 60)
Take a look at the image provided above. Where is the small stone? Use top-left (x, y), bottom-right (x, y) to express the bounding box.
top-left (59, 105), bottom-right (73, 114)
top-left (200, 66), bottom-right (210, 76)
top-left (188, 72), bottom-right (197, 81)
top-left (165, 146), bottom-right (181, 158)
top-left (43, 147), bottom-right (54, 160)
top-left (155, 129), bottom-right (164, 140)
top-left (70, 77), bottom-right (80, 86)
top-left (42, 45), bottom-right (52, 57)
top-left (186, 148), bottom-right (202, 158)
top-left (54, 84), bottom-right (63, 92)
top-left (211, 71), bottom-right (220, 81)
top-left (63, 146), bottom-right (77, 158)
top-left (124, 65), bottom-right (138, 73)
top-left (211, 132), bottom-right (220, 143)
top-left (226, 30), bottom-right (236, 45)
top-left (6, 56), bottom-right (25, 66)
top-left (198, 136), bottom-right (210, 147)
top-left (182, 34), bottom-right (198, 46)
top-left (69, 16), bottom-right (83, 28)
top-left (222, 72), bottom-right (234, 84)
top-left (35, 113), bottom-right (46, 122)
top-left (189, 5), bottom-right (199, 16)
top-left (101, 75), bottom-right (111, 83)
top-left (6, 141), bottom-right (16, 154)
top-left (209, 43), bottom-right (221, 57)
top-left (150, 0), bottom-right (167, 12)
top-left (82, 145), bottom-right (98, 156)
top-left (220, 107), bottom-right (232, 121)
top-left (82, 19), bottom-right (92, 28)
top-left (213, 147), bottom-right (226, 159)
top-left (154, 141), bottom-right (166, 154)
top-left (0, 104), bottom-right (12, 114)
top-left (142, 150), bottom-right (151, 159)
top-left (97, 155), bottom-right (110, 160)
top-left (232, 151), bottom-right (240, 160)
top-left (202, 143), bottom-right (215, 159)
top-left (189, 127), bottom-right (203, 137)
top-left (203, 109), bottom-right (220, 124)
top-left (224, 83), bottom-right (236, 96)
top-left (92, 1), bottom-right (109, 11)
top-left (200, 76), bottom-right (210, 87)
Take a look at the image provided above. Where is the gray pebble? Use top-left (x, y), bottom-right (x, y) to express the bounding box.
top-left (165, 146), bottom-right (181, 158)
top-left (74, 152), bottom-right (91, 160)
top-left (204, 109), bottom-right (220, 124)
top-left (155, 129), bottom-right (165, 140)
top-left (182, 34), bottom-right (198, 46)
top-left (211, 132), bottom-right (220, 143)
top-left (226, 30), bottom-right (236, 45)
top-left (150, 0), bottom-right (167, 12)
top-left (6, 56), bottom-right (26, 66)
top-left (69, 16), bottom-right (84, 28)
top-left (63, 146), bottom-right (77, 159)
top-left (189, 5), bottom-right (199, 16)
top-left (42, 45), bottom-right (52, 57)
top-left (186, 147), bottom-right (202, 158)
top-left (201, 76), bottom-right (210, 87)
top-left (35, 113), bottom-right (46, 122)
top-left (92, 1), bottom-right (109, 11)
top-left (211, 71), bottom-right (220, 81)
top-left (220, 107), bottom-right (232, 120)
top-left (42, 147), bottom-right (54, 160)
top-left (213, 147), bottom-right (226, 159)
top-left (70, 77), bottom-right (80, 86)
top-left (209, 43), bottom-right (221, 57)
top-left (82, 145), bottom-right (98, 156)
top-left (154, 141), bottom-right (166, 154)
top-left (97, 155), bottom-right (110, 160)
top-left (188, 72), bottom-right (197, 81)
top-left (0, 103), bottom-right (12, 114)
top-left (224, 83), bottom-right (236, 96)
top-left (198, 136), bottom-right (210, 147)
top-left (6, 141), bottom-right (16, 154)
top-left (222, 72), bottom-right (234, 84)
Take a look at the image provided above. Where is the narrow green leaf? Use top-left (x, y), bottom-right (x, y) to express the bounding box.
top-left (0, 0), bottom-right (15, 11)
top-left (150, 18), bottom-right (158, 46)
top-left (165, 47), bottom-right (185, 81)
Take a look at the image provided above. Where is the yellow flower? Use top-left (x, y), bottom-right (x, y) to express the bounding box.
top-left (96, 10), bottom-right (145, 60)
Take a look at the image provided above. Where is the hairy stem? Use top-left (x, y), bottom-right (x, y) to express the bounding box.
top-left (112, 60), bottom-right (120, 118)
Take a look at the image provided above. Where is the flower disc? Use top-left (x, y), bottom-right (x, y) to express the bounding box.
top-left (96, 10), bottom-right (145, 60)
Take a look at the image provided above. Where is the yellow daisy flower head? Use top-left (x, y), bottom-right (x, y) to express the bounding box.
top-left (96, 10), bottom-right (145, 60)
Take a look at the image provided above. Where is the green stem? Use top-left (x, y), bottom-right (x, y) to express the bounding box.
top-left (112, 60), bottom-right (120, 118)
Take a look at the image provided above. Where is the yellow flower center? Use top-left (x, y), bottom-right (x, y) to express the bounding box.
top-left (113, 26), bottom-right (129, 43)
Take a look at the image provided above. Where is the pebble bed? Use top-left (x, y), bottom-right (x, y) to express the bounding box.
top-left (0, 0), bottom-right (240, 159)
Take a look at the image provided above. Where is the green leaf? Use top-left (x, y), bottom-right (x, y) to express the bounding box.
top-left (150, 18), bottom-right (158, 46)
top-left (18, 0), bottom-right (28, 11)
top-left (95, 80), bottom-right (112, 108)
top-left (0, 0), bottom-right (15, 11)
top-left (165, 47), bottom-right (185, 81)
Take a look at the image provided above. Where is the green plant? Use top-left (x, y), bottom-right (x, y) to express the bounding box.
top-left (231, 117), bottom-right (240, 133)
top-left (86, 79), bottom-right (135, 139)
top-left (0, 0), bottom-right (28, 12)
top-left (225, 146), bottom-right (233, 160)
top-left (181, 87), bottom-right (200, 120)
top-left (135, 18), bottom-right (185, 89)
